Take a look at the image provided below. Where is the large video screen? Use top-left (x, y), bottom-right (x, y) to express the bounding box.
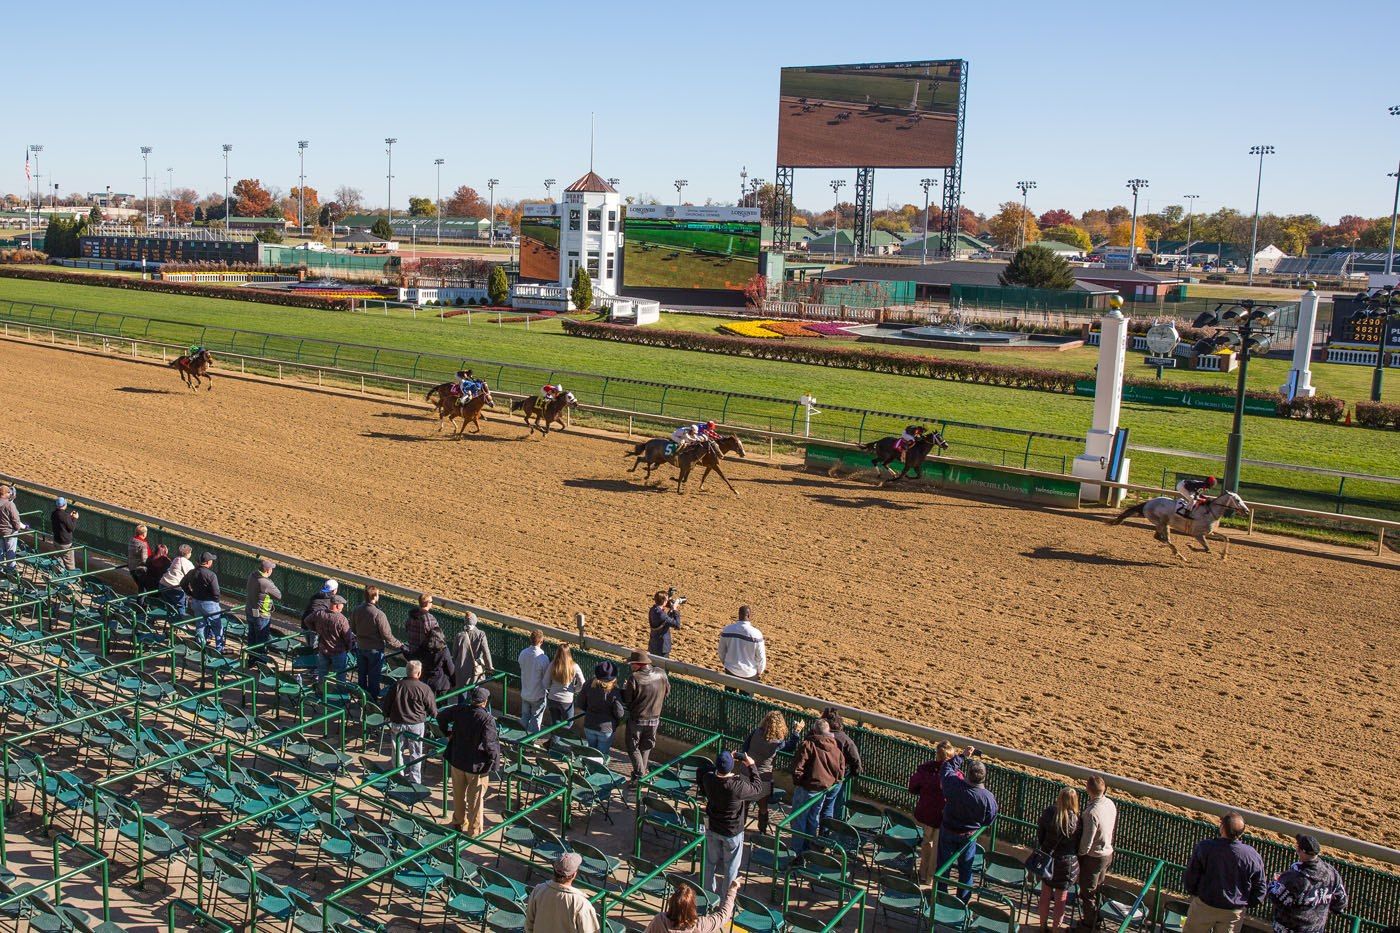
top-left (519, 205), bottom-right (559, 282)
top-left (622, 206), bottom-right (761, 291)
top-left (777, 60), bottom-right (964, 168)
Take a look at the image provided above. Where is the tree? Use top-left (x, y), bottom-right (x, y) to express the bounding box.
top-left (172, 202), bottom-right (195, 225)
top-left (284, 186), bottom-right (319, 224)
top-left (1108, 221), bottom-right (1148, 249)
top-left (999, 245), bottom-right (1076, 289)
top-left (743, 274), bottom-right (768, 310)
top-left (1038, 208), bottom-right (1075, 228)
top-left (443, 185), bottom-right (487, 218)
top-left (193, 205), bottom-right (205, 223)
top-left (739, 183), bottom-right (794, 224)
top-left (333, 186), bottom-right (363, 213)
top-left (986, 201), bottom-right (1039, 247)
top-left (570, 266), bottom-right (593, 311)
top-left (232, 178), bottom-right (273, 217)
top-left (255, 226), bottom-right (283, 243)
top-left (487, 265), bottom-right (510, 306)
top-left (371, 217), bottom-right (394, 240)
top-left (1040, 224), bottom-right (1092, 252)
top-left (88, 205), bottom-right (102, 225)
top-left (408, 196), bottom-right (437, 217)
top-left (317, 204), bottom-right (332, 227)
top-left (1359, 217), bottom-right (1397, 250)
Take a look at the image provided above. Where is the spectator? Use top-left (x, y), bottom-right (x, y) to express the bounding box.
top-left (699, 750), bottom-right (764, 895)
top-left (1076, 775), bottom-right (1118, 931)
top-left (383, 659), bottom-right (437, 785)
top-left (525, 853), bottom-right (599, 933)
top-left (1182, 813), bottom-right (1267, 933)
top-left (413, 629), bottom-right (455, 695)
top-left (1267, 835), bottom-right (1347, 933)
top-left (144, 544), bottom-right (172, 593)
top-left (741, 710), bottom-right (796, 835)
top-left (450, 611), bottom-right (494, 690)
top-left (0, 485), bottom-right (26, 563)
top-left (405, 593), bottom-right (440, 654)
top-left (49, 497), bottom-right (78, 571)
top-left (647, 591), bottom-right (682, 658)
top-left (517, 630), bottom-right (551, 735)
top-left (310, 595), bottom-right (355, 683)
top-left (580, 661), bottom-right (625, 756)
top-left (788, 718), bottom-right (846, 861)
top-left (1036, 787), bottom-right (1082, 931)
top-left (718, 605), bottom-right (766, 686)
top-left (939, 753), bottom-right (998, 902)
top-left (157, 543), bottom-right (195, 617)
top-left (545, 644), bottom-right (585, 728)
top-left (909, 741), bottom-right (958, 884)
top-left (301, 579), bottom-right (338, 651)
top-left (244, 558), bottom-right (280, 664)
top-left (351, 586), bottom-right (402, 699)
top-left (621, 649), bottom-right (670, 781)
top-left (125, 524), bottom-right (150, 591)
top-left (438, 686), bottom-right (500, 837)
top-left (182, 552), bottom-right (224, 652)
top-left (818, 709), bottom-right (862, 821)
top-left (645, 879), bottom-right (740, 933)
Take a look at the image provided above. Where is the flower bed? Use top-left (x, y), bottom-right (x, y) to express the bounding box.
top-left (719, 320), bottom-right (783, 338)
top-left (800, 321), bottom-right (857, 337)
top-left (757, 320), bottom-right (823, 337)
top-left (0, 265), bottom-right (353, 311)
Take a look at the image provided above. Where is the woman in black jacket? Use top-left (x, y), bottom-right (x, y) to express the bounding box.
top-left (413, 629), bottom-right (456, 695)
top-left (1036, 786), bottom-right (1082, 931)
top-left (579, 661), bottom-right (625, 756)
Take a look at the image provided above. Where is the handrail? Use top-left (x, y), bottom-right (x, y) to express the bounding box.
top-left (1117, 858), bottom-right (1167, 933)
top-left (1, 473), bottom-right (1397, 865)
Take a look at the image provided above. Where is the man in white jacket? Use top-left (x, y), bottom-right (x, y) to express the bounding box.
top-left (718, 606), bottom-right (767, 688)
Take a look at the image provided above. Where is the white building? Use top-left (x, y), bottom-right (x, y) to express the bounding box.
top-left (557, 171), bottom-right (622, 295)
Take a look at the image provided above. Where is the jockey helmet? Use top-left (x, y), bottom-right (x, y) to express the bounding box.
top-left (1205, 476), bottom-right (1217, 487)
top-left (705, 421), bottom-right (716, 430)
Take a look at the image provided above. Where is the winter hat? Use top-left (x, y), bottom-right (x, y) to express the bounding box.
top-left (715, 751), bottom-right (735, 774)
top-left (594, 661), bottom-right (617, 680)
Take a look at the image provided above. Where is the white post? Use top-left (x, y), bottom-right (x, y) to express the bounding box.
top-left (1072, 298), bottom-right (1131, 503)
top-left (1281, 286), bottom-right (1319, 400)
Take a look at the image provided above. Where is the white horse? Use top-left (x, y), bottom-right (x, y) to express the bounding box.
top-left (1110, 491), bottom-right (1250, 562)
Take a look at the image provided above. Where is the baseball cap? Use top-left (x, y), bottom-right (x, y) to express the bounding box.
top-left (715, 751), bottom-right (735, 774)
top-left (321, 578), bottom-right (338, 593)
top-left (200, 551), bottom-right (217, 563)
top-left (55, 497), bottom-right (67, 508)
top-left (1296, 834), bottom-right (1320, 856)
top-left (554, 852), bottom-right (582, 875)
top-left (471, 686), bottom-right (491, 705)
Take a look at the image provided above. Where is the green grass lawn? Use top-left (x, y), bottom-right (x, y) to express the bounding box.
top-left (1, 275), bottom-right (1397, 507)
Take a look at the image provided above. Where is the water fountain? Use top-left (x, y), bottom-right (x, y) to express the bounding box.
top-left (842, 308), bottom-right (1083, 352)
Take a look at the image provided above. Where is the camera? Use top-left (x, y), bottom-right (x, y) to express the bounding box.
top-left (667, 587), bottom-right (687, 607)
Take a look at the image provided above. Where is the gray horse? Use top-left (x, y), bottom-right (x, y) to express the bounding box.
top-left (1111, 490), bottom-right (1250, 562)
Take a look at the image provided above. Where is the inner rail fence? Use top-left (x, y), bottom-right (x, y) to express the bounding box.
top-left (1, 298), bottom-right (1396, 523)
top-left (2, 472), bottom-right (1398, 932)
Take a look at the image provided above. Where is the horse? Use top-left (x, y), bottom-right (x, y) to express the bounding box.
top-left (625, 434), bottom-right (747, 484)
top-left (169, 349), bottom-right (215, 391)
top-left (511, 391), bottom-right (577, 435)
top-left (673, 436), bottom-right (745, 496)
top-left (425, 382), bottom-right (495, 436)
top-left (1110, 490), bottom-right (1250, 562)
top-left (860, 431), bottom-right (949, 480)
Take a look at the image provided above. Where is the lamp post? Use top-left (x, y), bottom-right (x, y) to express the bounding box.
top-left (1192, 300), bottom-right (1278, 492)
top-left (140, 146), bottom-right (152, 224)
top-left (1126, 179), bottom-right (1148, 268)
top-left (674, 179), bottom-right (688, 204)
top-left (1246, 145), bottom-right (1274, 285)
top-left (739, 166), bottom-right (747, 204)
top-left (221, 144), bottom-right (233, 228)
top-left (384, 138), bottom-right (397, 223)
top-left (28, 145), bottom-right (42, 234)
top-left (297, 140), bottom-right (309, 233)
top-left (1351, 286), bottom-right (1399, 402)
top-left (1015, 180), bottom-right (1037, 250)
top-left (433, 158), bottom-right (444, 246)
top-left (1183, 194), bottom-right (1199, 269)
top-left (167, 167), bottom-right (174, 224)
top-left (920, 177), bottom-right (937, 265)
top-left (829, 179), bottom-right (846, 257)
top-left (1385, 105), bottom-right (1399, 275)
top-left (487, 178), bottom-right (499, 248)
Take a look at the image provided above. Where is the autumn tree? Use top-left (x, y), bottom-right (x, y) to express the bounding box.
top-left (408, 196), bottom-right (437, 217)
top-left (743, 274), bottom-right (768, 310)
top-left (1037, 208), bottom-right (1075, 228)
top-left (987, 201), bottom-right (1040, 247)
top-left (739, 183), bottom-right (794, 224)
top-left (1041, 224), bottom-right (1093, 252)
top-left (232, 178), bottom-right (273, 217)
top-left (172, 202), bottom-right (195, 225)
top-left (999, 245), bottom-right (1076, 289)
top-left (444, 186), bottom-right (488, 218)
top-left (1108, 221), bottom-right (1148, 249)
top-left (1359, 217), bottom-right (1397, 250)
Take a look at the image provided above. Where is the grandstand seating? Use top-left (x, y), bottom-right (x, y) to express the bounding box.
top-left (0, 485), bottom-right (1396, 931)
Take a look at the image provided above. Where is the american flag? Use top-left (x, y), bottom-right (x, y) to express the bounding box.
top-left (24, 149), bottom-right (30, 181)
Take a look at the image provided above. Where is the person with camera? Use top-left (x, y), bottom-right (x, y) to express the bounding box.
top-left (49, 497), bottom-right (78, 571)
top-left (648, 590), bottom-right (683, 658)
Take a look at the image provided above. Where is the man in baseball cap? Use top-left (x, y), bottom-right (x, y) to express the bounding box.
top-left (437, 679), bottom-right (500, 838)
top-left (524, 851), bottom-right (597, 933)
top-left (1267, 835), bottom-right (1347, 933)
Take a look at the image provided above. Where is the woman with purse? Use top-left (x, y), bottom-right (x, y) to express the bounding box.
top-left (1035, 786), bottom-right (1083, 931)
top-left (579, 660), bottom-right (625, 755)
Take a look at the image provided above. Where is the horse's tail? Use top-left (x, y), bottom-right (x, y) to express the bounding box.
top-left (1110, 501), bottom-right (1148, 525)
top-left (624, 442), bottom-right (646, 457)
top-left (510, 397), bottom-right (528, 413)
top-left (425, 385), bottom-right (441, 402)
top-left (168, 357), bottom-right (182, 368)
top-left (859, 440), bottom-right (879, 451)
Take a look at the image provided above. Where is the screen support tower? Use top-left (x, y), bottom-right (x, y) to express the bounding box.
top-left (854, 168), bottom-right (875, 259)
top-left (773, 165), bottom-right (795, 249)
top-left (938, 62), bottom-right (969, 258)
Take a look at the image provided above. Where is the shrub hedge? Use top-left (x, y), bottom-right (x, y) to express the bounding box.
top-left (0, 265), bottom-right (352, 311)
top-left (1355, 400), bottom-right (1400, 430)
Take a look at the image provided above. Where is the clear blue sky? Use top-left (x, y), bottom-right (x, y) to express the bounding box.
top-left (10, 0), bottom-right (1398, 222)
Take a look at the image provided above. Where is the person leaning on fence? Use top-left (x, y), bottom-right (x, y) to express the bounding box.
top-left (244, 557), bottom-right (280, 664)
top-left (1076, 775), bottom-right (1118, 931)
top-left (450, 611), bottom-right (494, 690)
top-left (438, 685), bottom-right (500, 838)
top-left (49, 497), bottom-right (78, 571)
top-left (158, 543), bottom-right (194, 617)
top-left (1267, 834), bottom-right (1347, 933)
top-left (525, 852), bottom-right (600, 933)
top-left (647, 591), bottom-right (682, 658)
top-left (742, 710), bottom-right (797, 835)
top-left (909, 740), bottom-right (959, 884)
top-left (580, 661), bottom-right (626, 757)
top-left (413, 628), bottom-right (455, 695)
top-left (1036, 786), bottom-right (1083, 932)
top-left (545, 644), bottom-right (585, 729)
top-left (787, 718), bottom-right (846, 863)
top-left (404, 593), bottom-right (440, 654)
top-left (938, 753), bottom-right (998, 903)
top-left (1181, 813), bottom-right (1267, 933)
top-left (310, 595), bottom-right (355, 683)
top-left (301, 578), bottom-right (339, 651)
top-left (517, 629), bottom-right (552, 735)
top-left (351, 585), bottom-right (402, 700)
top-left (621, 649), bottom-right (669, 782)
top-left (383, 658), bottom-right (437, 785)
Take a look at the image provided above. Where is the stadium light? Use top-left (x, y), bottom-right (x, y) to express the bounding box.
top-left (674, 179), bottom-right (688, 204)
top-left (1385, 106), bottom-right (1399, 275)
top-left (298, 141), bottom-right (309, 233)
top-left (544, 178), bottom-right (556, 201)
top-left (830, 179), bottom-right (847, 257)
top-left (919, 177), bottom-right (938, 265)
top-left (1015, 180), bottom-right (1037, 250)
top-left (1246, 146), bottom-right (1275, 285)
top-left (1183, 195), bottom-right (1200, 269)
top-left (167, 167), bottom-right (174, 223)
top-left (1190, 299), bottom-right (1279, 492)
top-left (1350, 285), bottom-right (1399, 401)
top-left (27, 145), bottom-right (42, 236)
top-left (1126, 179), bottom-right (1149, 266)
top-left (433, 158), bottom-right (444, 246)
top-left (487, 179), bottom-right (499, 248)
top-left (607, 177), bottom-right (620, 189)
top-left (221, 144), bottom-right (233, 228)
top-left (384, 138), bottom-right (397, 223)
top-left (739, 166), bottom-right (747, 204)
top-left (140, 146), bottom-right (152, 225)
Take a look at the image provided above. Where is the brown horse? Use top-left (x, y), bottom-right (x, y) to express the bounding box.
top-left (425, 382), bottom-right (496, 436)
top-left (511, 391), bottom-right (577, 435)
top-left (169, 349), bottom-right (215, 390)
top-left (626, 434), bottom-right (746, 484)
top-left (671, 436), bottom-right (745, 495)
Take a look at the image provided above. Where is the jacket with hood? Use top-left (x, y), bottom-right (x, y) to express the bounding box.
top-left (1267, 859), bottom-right (1347, 933)
top-left (790, 733), bottom-right (845, 791)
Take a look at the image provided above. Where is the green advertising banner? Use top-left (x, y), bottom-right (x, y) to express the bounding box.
top-left (1074, 381), bottom-right (1279, 416)
top-left (805, 444), bottom-right (1080, 507)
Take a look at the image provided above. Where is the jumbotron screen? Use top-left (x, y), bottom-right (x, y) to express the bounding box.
top-left (776, 59), bottom-right (964, 168)
top-left (519, 205), bottom-right (560, 282)
top-left (622, 206), bottom-right (761, 291)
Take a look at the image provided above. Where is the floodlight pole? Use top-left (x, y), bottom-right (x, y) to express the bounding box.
top-left (740, 166), bottom-right (747, 204)
top-left (384, 138), bottom-right (397, 223)
top-left (222, 144), bottom-right (232, 228)
top-left (167, 168), bottom-right (174, 223)
top-left (920, 177), bottom-right (936, 265)
top-left (1388, 106), bottom-right (1400, 275)
top-left (1183, 195), bottom-right (1199, 269)
top-left (140, 146), bottom-right (152, 224)
top-left (1126, 179), bottom-right (1148, 267)
top-left (433, 158), bottom-right (444, 246)
top-left (487, 178), bottom-right (498, 249)
top-left (1246, 145), bottom-right (1274, 285)
top-left (298, 141), bottom-right (309, 233)
top-left (1016, 180), bottom-right (1036, 250)
top-left (674, 179), bottom-right (688, 204)
top-left (829, 179), bottom-right (846, 257)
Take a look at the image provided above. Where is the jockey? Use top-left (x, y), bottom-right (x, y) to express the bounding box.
top-left (894, 424), bottom-right (926, 455)
top-left (186, 344), bottom-right (204, 360)
top-left (542, 383), bottom-right (563, 401)
top-left (673, 421), bottom-right (720, 453)
top-left (454, 370), bottom-right (481, 401)
top-left (1175, 475), bottom-right (1217, 514)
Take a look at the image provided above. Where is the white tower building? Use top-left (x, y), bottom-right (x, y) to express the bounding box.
top-left (557, 172), bottom-right (622, 296)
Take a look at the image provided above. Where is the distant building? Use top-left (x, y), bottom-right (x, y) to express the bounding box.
top-left (806, 228), bottom-right (903, 255)
top-left (333, 229), bottom-right (398, 253)
top-left (818, 260), bottom-right (1122, 308)
top-left (338, 214), bottom-right (493, 241)
top-left (225, 216), bottom-right (290, 232)
top-left (898, 232), bottom-right (994, 258)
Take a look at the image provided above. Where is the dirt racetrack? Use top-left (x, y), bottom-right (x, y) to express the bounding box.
top-left (2, 340), bottom-right (1395, 843)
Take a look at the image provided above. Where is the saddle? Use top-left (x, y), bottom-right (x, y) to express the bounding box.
top-left (663, 442), bottom-right (678, 457)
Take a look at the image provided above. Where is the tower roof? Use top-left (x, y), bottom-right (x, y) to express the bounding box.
top-left (564, 172), bottom-right (616, 194)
